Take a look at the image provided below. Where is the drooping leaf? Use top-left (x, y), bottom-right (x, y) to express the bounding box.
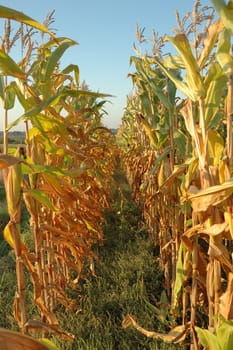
top-left (198, 19), bottom-right (223, 69)
top-left (216, 28), bottom-right (233, 76)
top-left (159, 164), bottom-right (187, 194)
top-left (0, 327), bottom-right (50, 350)
top-left (122, 314), bottom-right (187, 343)
top-left (39, 338), bottom-right (61, 350)
top-left (163, 54), bottom-right (185, 69)
top-left (61, 64), bottom-right (80, 86)
top-left (24, 189), bottom-right (56, 211)
top-left (0, 49), bottom-right (26, 79)
top-left (3, 222), bottom-right (27, 251)
top-left (164, 33), bottom-right (205, 99)
top-left (211, 0), bottom-right (233, 33)
top-left (204, 62), bottom-right (228, 128)
top-left (43, 39), bottom-right (77, 82)
top-left (153, 56), bottom-right (198, 101)
top-left (0, 5), bottom-right (55, 38)
top-left (195, 327), bottom-right (221, 350)
top-left (173, 241), bottom-right (186, 307)
top-left (189, 179), bottom-right (233, 212)
top-left (0, 154), bottom-right (23, 169)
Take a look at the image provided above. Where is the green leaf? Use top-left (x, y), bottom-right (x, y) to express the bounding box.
top-left (173, 241), bottom-right (186, 307)
top-left (163, 54), bottom-right (185, 69)
top-left (61, 64), bottom-right (80, 87)
top-left (217, 318), bottom-right (233, 350)
top-left (4, 83), bottom-right (16, 109)
top-left (0, 76), bottom-right (4, 101)
top-left (24, 189), bottom-right (56, 211)
top-left (204, 62), bottom-right (228, 127)
top-left (153, 56), bottom-right (198, 101)
top-left (0, 49), bottom-right (26, 79)
top-left (10, 81), bottom-right (32, 110)
top-left (63, 89), bottom-right (112, 99)
top-left (43, 39), bottom-right (77, 81)
top-left (195, 327), bottom-right (221, 350)
top-left (39, 338), bottom-right (60, 350)
top-left (174, 129), bottom-right (187, 156)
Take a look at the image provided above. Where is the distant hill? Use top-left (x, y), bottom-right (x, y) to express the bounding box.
top-left (110, 128), bottom-right (118, 135)
top-left (0, 131), bottom-right (26, 144)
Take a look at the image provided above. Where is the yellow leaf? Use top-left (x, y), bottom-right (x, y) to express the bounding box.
top-left (3, 222), bottom-right (15, 249)
top-left (189, 180), bottom-right (233, 212)
top-left (224, 212), bottom-right (233, 239)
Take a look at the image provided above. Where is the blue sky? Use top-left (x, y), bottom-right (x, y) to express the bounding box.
top-left (1, 0), bottom-right (212, 129)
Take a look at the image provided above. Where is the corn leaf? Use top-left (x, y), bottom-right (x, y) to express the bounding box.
top-left (211, 0), bottom-right (233, 33)
top-left (164, 33), bottom-right (205, 98)
top-left (208, 129), bottom-right (224, 165)
top-left (10, 81), bottom-right (32, 110)
top-left (24, 189), bottom-right (56, 211)
top-left (189, 179), bottom-right (233, 212)
top-left (0, 49), bottom-right (26, 79)
top-left (153, 56), bottom-right (198, 101)
top-left (163, 54), bottom-right (185, 69)
top-left (0, 76), bottom-right (4, 100)
top-left (61, 64), bottom-right (80, 86)
top-left (159, 164), bottom-right (187, 194)
top-left (39, 339), bottom-right (60, 350)
top-left (173, 242), bottom-right (186, 307)
top-left (0, 327), bottom-right (50, 350)
top-left (0, 5), bottom-right (55, 38)
top-left (216, 28), bottom-right (233, 76)
top-left (0, 154), bottom-right (22, 169)
top-left (219, 275), bottom-right (233, 320)
top-left (3, 223), bottom-right (15, 249)
top-left (198, 19), bottom-right (223, 70)
top-left (43, 39), bottom-right (77, 81)
top-left (224, 212), bottom-right (233, 239)
top-left (204, 62), bottom-right (228, 127)
top-left (195, 327), bottom-right (221, 350)
top-left (122, 314), bottom-right (187, 343)
top-left (3, 83), bottom-right (16, 109)
top-left (3, 223), bottom-right (27, 251)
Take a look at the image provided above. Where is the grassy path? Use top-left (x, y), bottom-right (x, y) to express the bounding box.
top-left (54, 164), bottom-right (186, 350)
top-left (0, 163), bottom-right (186, 349)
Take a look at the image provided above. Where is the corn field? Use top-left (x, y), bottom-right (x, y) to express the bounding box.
top-left (1, 1), bottom-right (233, 350)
